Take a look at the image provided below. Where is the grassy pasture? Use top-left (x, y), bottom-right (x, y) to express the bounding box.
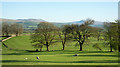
top-left (1, 35), bottom-right (119, 65)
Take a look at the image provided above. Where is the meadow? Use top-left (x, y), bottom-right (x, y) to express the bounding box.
top-left (1, 35), bottom-right (119, 65)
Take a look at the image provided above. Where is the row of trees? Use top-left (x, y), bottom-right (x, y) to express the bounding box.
top-left (30, 19), bottom-right (95, 51)
top-left (30, 19), bottom-right (120, 52)
top-left (2, 22), bottom-right (23, 36)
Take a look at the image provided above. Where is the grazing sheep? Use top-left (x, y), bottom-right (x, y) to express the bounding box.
top-left (74, 54), bottom-right (78, 56)
top-left (36, 56), bottom-right (39, 60)
top-left (25, 58), bottom-right (28, 60)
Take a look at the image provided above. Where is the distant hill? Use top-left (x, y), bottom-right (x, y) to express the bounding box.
top-left (0, 18), bottom-right (46, 29)
top-left (90, 21), bottom-right (104, 28)
top-left (17, 19), bottom-right (46, 29)
top-left (70, 20), bottom-right (85, 24)
top-left (17, 19), bottom-right (46, 23)
top-left (52, 20), bottom-right (104, 28)
top-left (1, 18), bottom-right (104, 30)
top-left (51, 20), bottom-right (85, 27)
top-left (0, 18), bottom-right (21, 23)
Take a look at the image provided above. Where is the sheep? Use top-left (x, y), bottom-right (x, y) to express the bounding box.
top-left (36, 56), bottom-right (39, 60)
top-left (25, 58), bottom-right (28, 60)
top-left (73, 54), bottom-right (78, 56)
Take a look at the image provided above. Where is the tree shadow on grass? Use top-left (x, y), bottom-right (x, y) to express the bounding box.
top-left (68, 55), bottom-right (119, 57)
top-left (25, 49), bottom-right (111, 52)
top-left (25, 50), bottom-right (113, 54)
top-left (2, 60), bottom-right (119, 63)
top-left (2, 50), bottom-right (117, 56)
top-left (2, 53), bottom-right (118, 58)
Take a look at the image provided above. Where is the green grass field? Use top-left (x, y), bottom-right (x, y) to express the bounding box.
top-left (1, 35), bottom-right (119, 65)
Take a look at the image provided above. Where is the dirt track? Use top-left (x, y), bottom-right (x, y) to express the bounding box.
top-left (2, 35), bottom-right (16, 42)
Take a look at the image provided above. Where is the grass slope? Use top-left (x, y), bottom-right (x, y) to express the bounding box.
top-left (2, 35), bottom-right (119, 65)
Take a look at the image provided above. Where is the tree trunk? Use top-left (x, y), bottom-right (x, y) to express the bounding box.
top-left (109, 36), bottom-right (113, 52)
top-left (47, 45), bottom-right (49, 51)
top-left (62, 34), bottom-right (66, 50)
top-left (40, 46), bottom-right (42, 52)
top-left (62, 41), bottom-right (65, 50)
top-left (16, 33), bottom-right (18, 36)
top-left (62, 44), bottom-right (65, 50)
top-left (79, 44), bottom-right (82, 51)
top-left (110, 45), bottom-right (113, 52)
top-left (78, 41), bottom-right (82, 51)
top-left (46, 42), bottom-right (49, 51)
top-left (119, 46), bottom-right (120, 52)
top-left (36, 49), bottom-right (38, 52)
top-left (79, 38), bottom-right (85, 51)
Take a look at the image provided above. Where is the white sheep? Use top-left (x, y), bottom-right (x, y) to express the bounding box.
top-left (36, 56), bottom-right (39, 60)
top-left (25, 58), bottom-right (28, 60)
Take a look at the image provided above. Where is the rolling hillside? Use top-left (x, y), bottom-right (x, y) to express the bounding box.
top-left (2, 35), bottom-right (118, 65)
top-left (1, 18), bottom-right (104, 30)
